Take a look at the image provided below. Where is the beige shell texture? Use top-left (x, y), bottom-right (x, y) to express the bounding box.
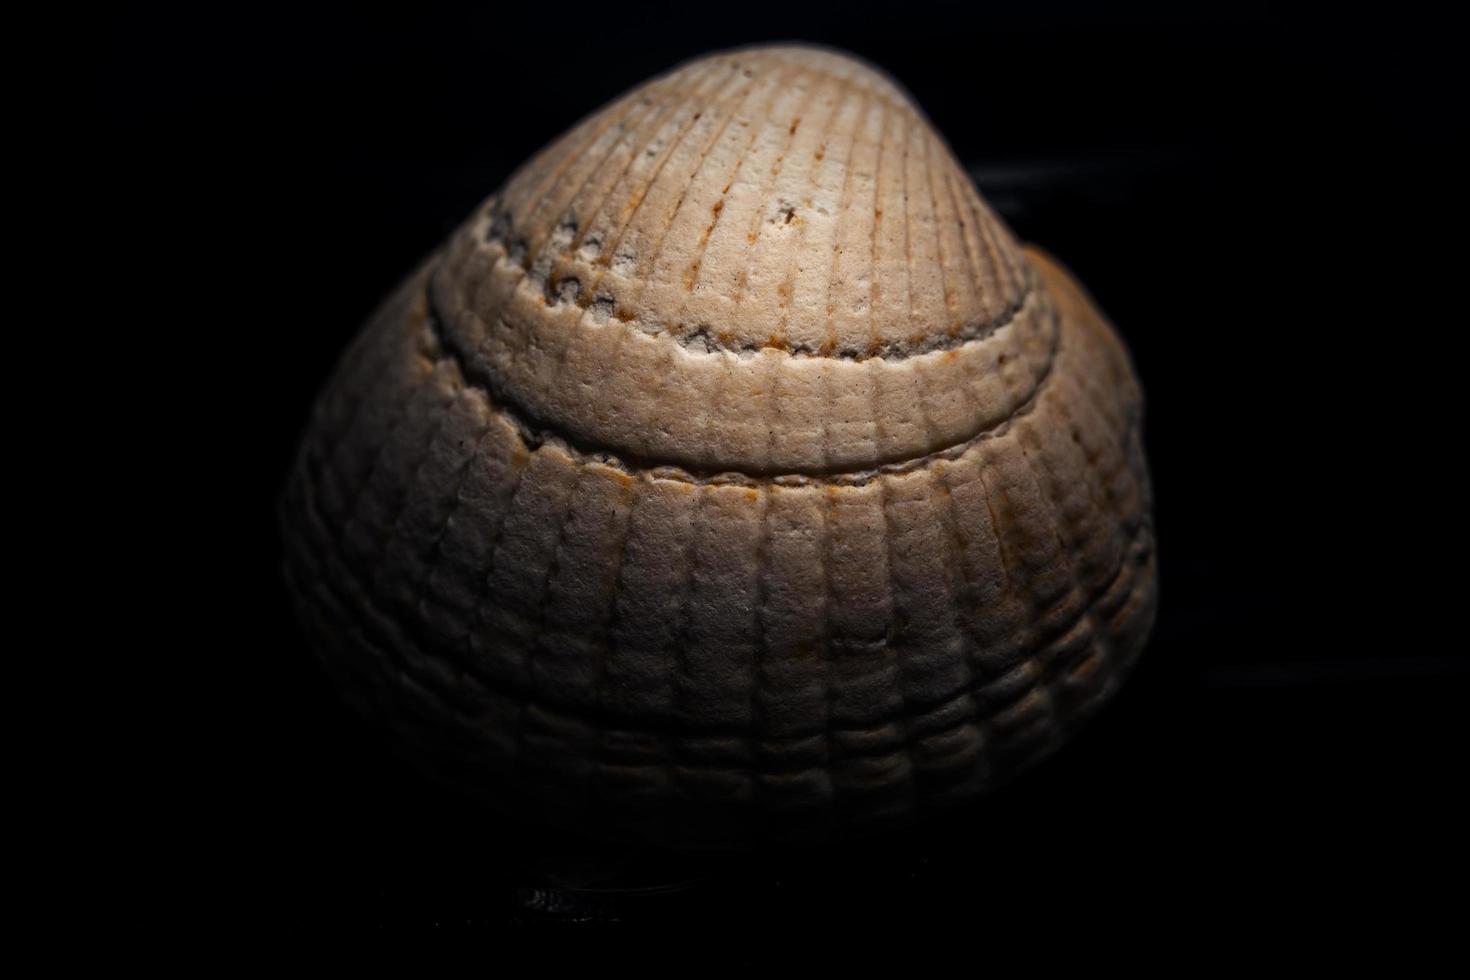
top-left (281, 45), bottom-right (1158, 846)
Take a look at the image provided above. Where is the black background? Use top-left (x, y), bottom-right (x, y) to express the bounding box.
top-left (102, 1), bottom-right (1462, 942)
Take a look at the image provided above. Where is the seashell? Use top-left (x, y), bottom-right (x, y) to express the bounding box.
top-left (280, 45), bottom-right (1157, 847)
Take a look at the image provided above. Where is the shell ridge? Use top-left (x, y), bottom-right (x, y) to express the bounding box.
top-left (317, 294), bottom-right (442, 518)
top-left (510, 459), bottom-right (587, 795)
top-left (334, 338), bottom-right (445, 564)
top-left (523, 89), bottom-right (664, 286)
top-left (459, 430), bottom-right (533, 673)
top-left (507, 74), bottom-right (675, 270)
top-left (930, 137), bottom-right (973, 333)
top-left (865, 100), bottom-right (888, 355)
top-left (814, 487), bottom-right (836, 806)
top-left (635, 62), bottom-right (772, 298)
top-left (944, 166), bottom-right (991, 321)
top-left (821, 89), bottom-right (875, 352)
top-left (366, 377), bottom-right (463, 593)
top-left (666, 479), bottom-right (706, 797)
top-left (967, 181), bottom-right (1012, 317)
top-left (875, 472), bottom-right (921, 809)
top-left (573, 63), bottom-right (736, 302)
top-left (934, 462), bottom-right (992, 757)
top-left (541, 91), bottom-right (666, 267)
top-left (584, 474), bottom-right (639, 807)
top-left (893, 113), bottom-right (915, 352)
top-left (306, 274), bottom-right (429, 512)
top-left (924, 133), bottom-right (955, 334)
top-left (675, 62), bottom-right (793, 295)
top-left (670, 71), bottom-right (776, 295)
top-left (746, 485), bottom-right (774, 803)
top-left (569, 89), bottom-right (668, 237)
top-left (428, 276), bottom-right (1058, 479)
top-left (591, 304), bottom-right (639, 455)
top-left (614, 63), bottom-right (756, 304)
top-left (1009, 419), bottom-right (1085, 717)
top-left (466, 236), bottom-right (1037, 359)
top-left (412, 403), bottom-right (497, 626)
top-left (604, 62), bottom-right (751, 271)
top-left (771, 77), bottom-right (857, 350)
top-left (729, 68), bottom-right (828, 316)
top-left (515, 84), bottom-right (653, 274)
top-left (290, 435), bottom-right (1154, 751)
top-left (1024, 427), bottom-right (1123, 691)
top-left (909, 135), bottom-right (952, 453)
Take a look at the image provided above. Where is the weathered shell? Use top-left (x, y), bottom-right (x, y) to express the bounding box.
top-left (281, 45), bottom-right (1157, 846)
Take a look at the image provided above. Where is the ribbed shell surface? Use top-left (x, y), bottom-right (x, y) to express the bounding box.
top-left (280, 46), bottom-right (1157, 846)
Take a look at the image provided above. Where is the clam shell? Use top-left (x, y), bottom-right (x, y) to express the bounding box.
top-left (281, 45), bottom-right (1157, 846)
